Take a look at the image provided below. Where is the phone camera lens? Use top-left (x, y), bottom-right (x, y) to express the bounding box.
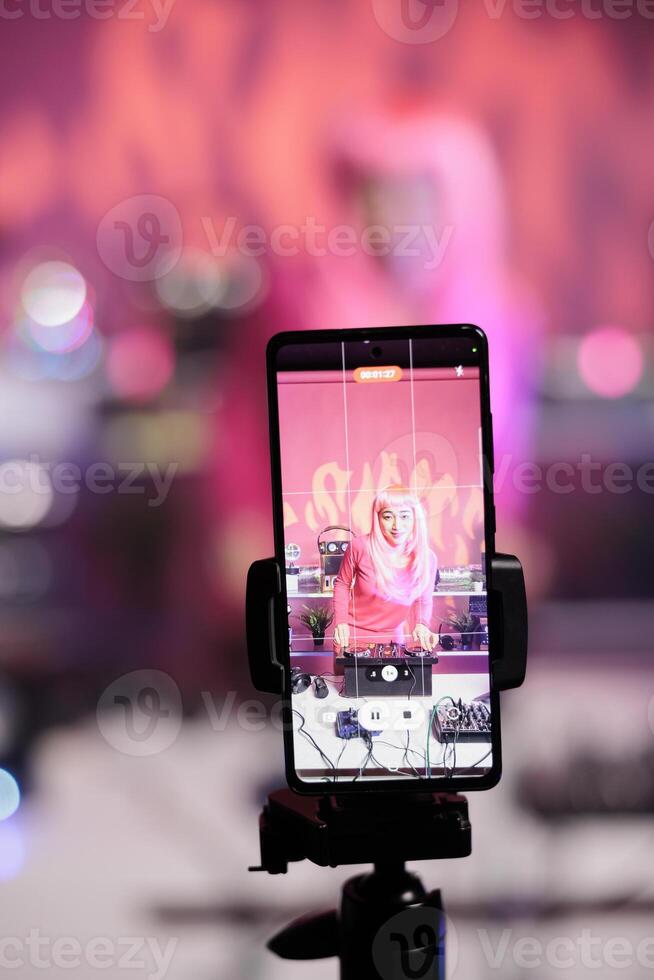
top-left (371, 346), bottom-right (383, 360)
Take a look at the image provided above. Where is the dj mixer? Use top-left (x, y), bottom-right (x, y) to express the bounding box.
top-left (433, 699), bottom-right (491, 741)
top-left (335, 642), bottom-right (437, 697)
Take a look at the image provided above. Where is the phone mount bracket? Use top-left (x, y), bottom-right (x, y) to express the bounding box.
top-left (246, 552), bottom-right (527, 696)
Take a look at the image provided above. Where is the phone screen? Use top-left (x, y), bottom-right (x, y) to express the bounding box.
top-left (269, 327), bottom-right (498, 789)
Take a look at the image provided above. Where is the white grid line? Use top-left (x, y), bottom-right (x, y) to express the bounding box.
top-left (282, 484), bottom-right (483, 496)
top-left (340, 342), bottom-right (360, 709)
top-left (409, 338), bottom-right (418, 482)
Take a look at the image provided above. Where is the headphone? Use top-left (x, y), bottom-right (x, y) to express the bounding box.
top-left (290, 667), bottom-right (311, 694)
top-left (290, 669), bottom-right (329, 699)
top-left (317, 525), bottom-right (353, 555)
top-left (438, 623), bottom-right (455, 651)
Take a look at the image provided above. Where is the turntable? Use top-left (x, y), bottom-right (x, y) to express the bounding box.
top-left (404, 644), bottom-right (431, 658)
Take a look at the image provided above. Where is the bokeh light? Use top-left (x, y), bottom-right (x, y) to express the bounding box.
top-left (0, 821), bottom-right (25, 881)
top-left (0, 459), bottom-right (54, 530)
top-left (0, 770), bottom-right (20, 822)
top-left (155, 248), bottom-right (225, 317)
top-left (22, 301), bottom-right (94, 354)
top-left (577, 326), bottom-right (643, 399)
top-left (106, 326), bottom-right (175, 402)
top-left (214, 252), bottom-right (267, 313)
top-left (5, 324), bottom-right (103, 383)
top-left (20, 262), bottom-right (86, 327)
top-left (52, 327), bottom-right (104, 382)
top-left (103, 410), bottom-right (210, 473)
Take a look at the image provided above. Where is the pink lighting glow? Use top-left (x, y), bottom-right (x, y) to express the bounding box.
top-left (577, 326), bottom-right (643, 400)
top-left (107, 327), bottom-right (174, 402)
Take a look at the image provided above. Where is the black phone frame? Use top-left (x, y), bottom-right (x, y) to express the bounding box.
top-left (262, 323), bottom-right (511, 795)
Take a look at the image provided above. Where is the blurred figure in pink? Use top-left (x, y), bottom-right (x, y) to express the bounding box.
top-left (215, 108), bottom-right (542, 610)
top-left (304, 109), bottom-right (542, 518)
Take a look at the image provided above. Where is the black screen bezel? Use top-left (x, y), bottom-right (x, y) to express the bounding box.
top-left (266, 323), bottom-right (502, 795)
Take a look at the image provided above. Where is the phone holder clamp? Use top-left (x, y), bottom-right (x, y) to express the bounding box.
top-left (246, 552), bottom-right (527, 696)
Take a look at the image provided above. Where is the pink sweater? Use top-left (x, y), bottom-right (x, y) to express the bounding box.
top-left (333, 535), bottom-right (437, 643)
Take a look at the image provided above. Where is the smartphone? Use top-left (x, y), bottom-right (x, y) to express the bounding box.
top-left (267, 325), bottom-right (500, 793)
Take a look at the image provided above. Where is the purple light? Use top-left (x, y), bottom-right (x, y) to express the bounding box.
top-left (0, 820), bottom-right (25, 880)
top-left (23, 302), bottom-right (94, 354)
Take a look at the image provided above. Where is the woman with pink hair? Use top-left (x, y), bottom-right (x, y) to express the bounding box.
top-left (333, 486), bottom-right (438, 651)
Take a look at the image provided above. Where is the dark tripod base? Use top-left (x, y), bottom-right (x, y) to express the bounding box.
top-left (269, 862), bottom-right (446, 979)
top-left (250, 790), bottom-right (471, 979)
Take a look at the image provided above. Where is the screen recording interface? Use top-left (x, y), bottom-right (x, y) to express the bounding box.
top-left (274, 335), bottom-right (493, 785)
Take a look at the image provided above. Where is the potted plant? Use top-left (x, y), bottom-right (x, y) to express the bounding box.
top-left (448, 612), bottom-right (483, 651)
top-left (297, 604), bottom-right (334, 647)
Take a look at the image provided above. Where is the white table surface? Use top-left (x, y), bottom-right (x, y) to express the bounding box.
top-left (291, 671), bottom-right (492, 783)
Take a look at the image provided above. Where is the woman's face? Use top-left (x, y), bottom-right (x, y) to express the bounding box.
top-left (379, 505), bottom-right (414, 546)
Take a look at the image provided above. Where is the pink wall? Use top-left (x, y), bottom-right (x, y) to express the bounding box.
top-left (278, 368), bottom-right (484, 568)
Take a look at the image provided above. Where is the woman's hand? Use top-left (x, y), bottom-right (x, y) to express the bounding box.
top-left (333, 623), bottom-right (350, 649)
top-left (412, 624), bottom-right (439, 652)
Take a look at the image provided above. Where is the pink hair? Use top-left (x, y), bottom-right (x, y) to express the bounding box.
top-left (368, 486), bottom-right (433, 603)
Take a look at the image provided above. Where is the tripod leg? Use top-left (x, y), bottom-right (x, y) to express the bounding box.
top-left (339, 864), bottom-right (446, 980)
top-left (268, 908), bottom-right (338, 960)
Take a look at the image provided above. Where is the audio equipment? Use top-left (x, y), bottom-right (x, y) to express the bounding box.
top-left (285, 542), bottom-right (301, 594)
top-left (290, 667), bottom-right (311, 694)
top-left (404, 644), bottom-right (431, 657)
top-left (342, 642), bottom-right (437, 660)
top-left (437, 624), bottom-right (456, 651)
top-left (318, 525), bottom-right (352, 592)
top-left (433, 699), bottom-right (491, 742)
top-left (335, 644), bottom-right (437, 698)
top-left (298, 565), bottom-right (321, 593)
top-left (314, 677), bottom-right (329, 699)
top-left (336, 708), bottom-right (381, 740)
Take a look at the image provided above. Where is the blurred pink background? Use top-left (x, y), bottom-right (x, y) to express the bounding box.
top-left (0, 3), bottom-right (652, 977)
